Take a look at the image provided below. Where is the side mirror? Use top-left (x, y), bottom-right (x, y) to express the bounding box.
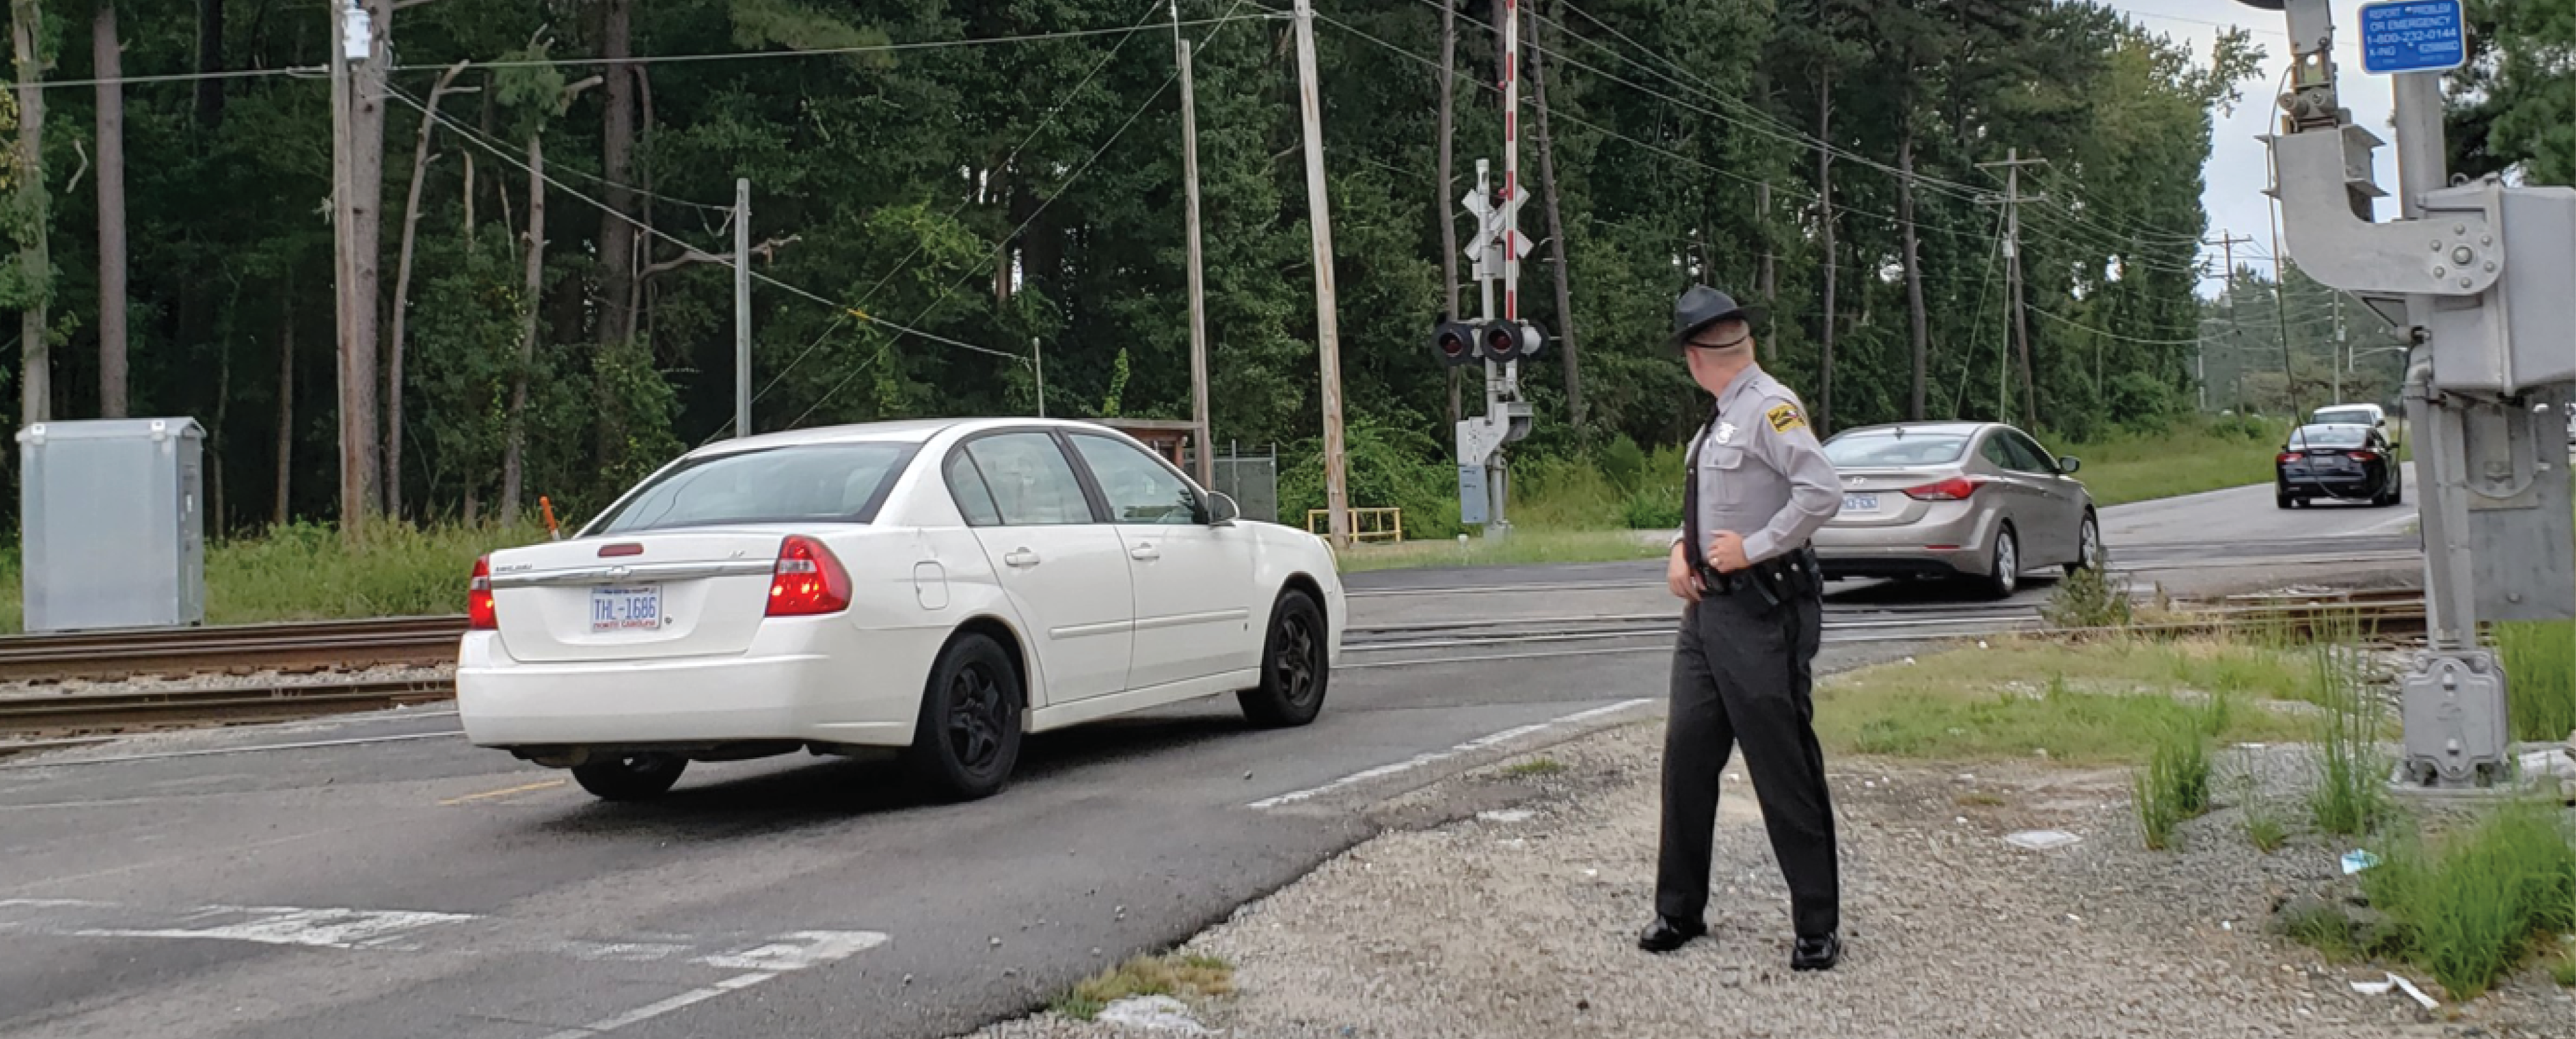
top-left (1204, 491), bottom-right (1242, 527)
top-left (2057, 456), bottom-right (2082, 475)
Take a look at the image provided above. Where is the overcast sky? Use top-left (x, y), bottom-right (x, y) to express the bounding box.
top-left (2104, 0), bottom-right (2398, 293)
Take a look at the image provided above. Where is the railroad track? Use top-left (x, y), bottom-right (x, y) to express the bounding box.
top-left (0, 593), bottom-right (2435, 753)
top-left (0, 616), bottom-right (467, 681)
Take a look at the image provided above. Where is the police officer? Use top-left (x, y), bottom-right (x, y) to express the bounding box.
top-left (1638, 284), bottom-right (1844, 971)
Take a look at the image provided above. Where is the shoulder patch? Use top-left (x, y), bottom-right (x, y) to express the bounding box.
top-left (1765, 402), bottom-right (1807, 434)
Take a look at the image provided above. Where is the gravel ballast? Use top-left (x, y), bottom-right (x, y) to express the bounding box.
top-left (971, 723), bottom-right (2576, 1038)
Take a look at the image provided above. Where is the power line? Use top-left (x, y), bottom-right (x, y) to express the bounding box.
top-left (384, 83), bottom-right (1022, 363)
top-left (10, 15), bottom-right (1285, 92)
top-left (848, 0), bottom-right (1184, 316)
top-left (2030, 307), bottom-right (2203, 346)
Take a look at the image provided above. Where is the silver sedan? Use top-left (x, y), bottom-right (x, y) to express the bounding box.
top-left (1811, 422), bottom-right (2101, 598)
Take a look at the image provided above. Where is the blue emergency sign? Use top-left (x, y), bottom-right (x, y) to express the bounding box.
top-left (2358, 1), bottom-right (2467, 75)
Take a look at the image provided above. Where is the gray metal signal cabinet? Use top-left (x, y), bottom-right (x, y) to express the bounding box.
top-left (17, 418), bottom-right (208, 631)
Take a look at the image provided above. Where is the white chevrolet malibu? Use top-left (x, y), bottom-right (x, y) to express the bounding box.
top-left (458, 418), bottom-right (1343, 803)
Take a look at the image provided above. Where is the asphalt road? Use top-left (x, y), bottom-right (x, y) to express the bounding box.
top-left (0, 481), bottom-right (2419, 1039)
top-left (2104, 462), bottom-right (2424, 548)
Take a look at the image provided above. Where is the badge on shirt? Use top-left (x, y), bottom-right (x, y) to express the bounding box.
top-left (1714, 421), bottom-right (1738, 446)
top-left (1767, 403), bottom-right (1806, 434)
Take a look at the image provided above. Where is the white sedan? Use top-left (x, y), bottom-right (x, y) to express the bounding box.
top-left (458, 418), bottom-right (1345, 803)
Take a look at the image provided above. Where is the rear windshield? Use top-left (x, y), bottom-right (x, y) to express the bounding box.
top-left (2312, 408), bottom-right (2377, 425)
top-left (2289, 425), bottom-right (2371, 450)
top-left (591, 443), bottom-right (918, 535)
top-left (1823, 431), bottom-right (1972, 467)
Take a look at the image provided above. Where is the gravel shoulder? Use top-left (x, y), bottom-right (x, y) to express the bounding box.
top-left (972, 722), bottom-right (2576, 1039)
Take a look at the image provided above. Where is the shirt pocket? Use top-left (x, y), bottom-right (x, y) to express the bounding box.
top-left (1702, 444), bottom-right (1751, 472)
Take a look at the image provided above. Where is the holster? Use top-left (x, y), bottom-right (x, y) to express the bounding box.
top-left (1698, 544), bottom-right (1820, 613)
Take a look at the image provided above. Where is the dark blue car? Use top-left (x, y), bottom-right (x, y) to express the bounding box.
top-left (2276, 423), bottom-right (2401, 509)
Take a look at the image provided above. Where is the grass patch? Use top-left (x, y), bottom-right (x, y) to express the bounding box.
top-left (2361, 801), bottom-right (2576, 999)
top-left (1501, 757), bottom-right (1567, 778)
top-left (2278, 900), bottom-right (2366, 962)
top-left (2496, 620), bottom-right (2576, 742)
top-left (1814, 638), bottom-right (2315, 765)
top-left (1333, 528), bottom-right (1664, 573)
top-left (0, 521), bottom-right (543, 632)
top-left (2050, 416), bottom-right (2290, 507)
top-left (2245, 812), bottom-right (2290, 854)
top-left (1050, 952), bottom-right (1234, 1022)
top-left (2553, 950), bottom-right (2576, 988)
top-left (2310, 644), bottom-right (2393, 838)
top-left (2134, 704), bottom-right (2218, 850)
top-left (1956, 791), bottom-right (2008, 807)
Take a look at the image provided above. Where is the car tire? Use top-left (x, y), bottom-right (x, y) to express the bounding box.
top-left (1238, 589), bottom-right (1329, 729)
top-left (2065, 512), bottom-right (2102, 577)
top-left (570, 753), bottom-right (688, 802)
top-left (2275, 491), bottom-right (2293, 510)
top-left (902, 632), bottom-right (1025, 803)
top-left (1979, 526), bottom-right (2020, 600)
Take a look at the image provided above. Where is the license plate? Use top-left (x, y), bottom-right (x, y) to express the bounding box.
top-left (1842, 492), bottom-right (1879, 512)
top-left (591, 586), bottom-right (663, 633)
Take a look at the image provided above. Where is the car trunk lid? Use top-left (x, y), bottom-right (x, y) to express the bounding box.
top-left (488, 529), bottom-right (790, 663)
top-left (1829, 467), bottom-right (1958, 527)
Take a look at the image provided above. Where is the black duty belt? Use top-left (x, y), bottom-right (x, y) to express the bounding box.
top-left (1698, 544), bottom-right (1820, 611)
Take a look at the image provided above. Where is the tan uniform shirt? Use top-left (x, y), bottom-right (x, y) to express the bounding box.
top-left (1674, 366), bottom-right (1842, 563)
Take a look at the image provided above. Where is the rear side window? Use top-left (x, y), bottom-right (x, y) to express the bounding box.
top-left (961, 433), bottom-right (1096, 525)
top-left (592, 443), bottom-right (916, 535)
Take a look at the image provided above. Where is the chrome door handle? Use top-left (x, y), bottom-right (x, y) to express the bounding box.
top-left (1004, 548), bottom-right (1041, 568)
top-left (1129, 544), bottom-right (1161, 562)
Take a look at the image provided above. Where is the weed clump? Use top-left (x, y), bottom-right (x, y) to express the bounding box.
top-left (1052, 952), bottom-right (1234, 1022)
top-left (2361, 803), bottom-right (2576, 999)
top-left (2042, 563), bottom-right (2132, 630)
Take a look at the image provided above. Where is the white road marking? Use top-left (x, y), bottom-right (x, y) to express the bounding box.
top-left (1248, 698), bottom-right (1653, 809)
top-left (555, 940), bottom-right (693, 963)
top-left (73, 905), bottom-right (477, 950)
top-left (695, 929), bottom-right (889, 971)
top-left (537, 971), bottom-right (777, 1039)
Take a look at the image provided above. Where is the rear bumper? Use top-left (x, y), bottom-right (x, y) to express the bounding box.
top-left (455, 622), bottom-right (933, 751)
top-left (2279, 476), bottom-right (2378, 499)
top-left (1813, 505), bottom-right (1997, 579)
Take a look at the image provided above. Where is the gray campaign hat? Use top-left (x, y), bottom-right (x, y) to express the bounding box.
top-left (1671, 284), bottom-right (1765, 346)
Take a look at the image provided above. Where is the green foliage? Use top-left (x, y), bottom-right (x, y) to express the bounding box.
top-left (1050, 952), bottom-right (1233, 1022)
top-left (2496, 621), bottom-right (2576, 742)
top-left (2362, 803), bottom-right (2576, 999)
top-left (2134, 701), bottom-right (2216, 850)
top-left (1, 0), bottom-right (2255, 539)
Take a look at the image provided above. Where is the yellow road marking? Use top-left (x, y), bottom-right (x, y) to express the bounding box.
top-left (438, 778), bottom-right (567, 806)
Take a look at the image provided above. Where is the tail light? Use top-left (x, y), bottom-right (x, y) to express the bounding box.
top-left (468, 555), bottom-right (498, 630)
top-left (2277, 452), bottom-right (2301, 464)
top-left (2349, 451), bottom-right (2380, 462)
top-left (767, 535), bottom-right (851, 617)
top-left (1903, 476), bottom-right (1982, 502)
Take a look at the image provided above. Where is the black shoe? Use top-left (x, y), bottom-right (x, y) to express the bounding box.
top-left (1791, 931), bottom-right (1841, 971)
top-left (1637, 915), bottom-right (1706, 953)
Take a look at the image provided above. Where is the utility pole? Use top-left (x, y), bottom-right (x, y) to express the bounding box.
top-left (1289, 0), bottom-right (1349, 545)
top-left (327, 0), bottom-right (366, 534)
top-left (1031, 338), bottom-right (1046, 418)
top-left (2333, 293), bottom-right (2346, 403)
top-left (2205, 231), bottom-right (2255, 411)
top-left (1174, 1), bottom-right (1212, 488)
top-left (734, 178), bottom-right (751, 439)
top-left (1979, 149), bottom-right (2046, 429)
top-left (2268, 201), bottom-right (2301, 419)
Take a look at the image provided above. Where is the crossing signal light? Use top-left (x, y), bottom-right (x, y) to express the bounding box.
top-left (1431, 319), bottom-right (1480, 367)
top-left (1479, 319), bottom-right (1546, 363)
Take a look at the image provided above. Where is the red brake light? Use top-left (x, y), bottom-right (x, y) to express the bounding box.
top-left (1903, 476), bottom-right (1981, 502)
top-left (2277, 452), bottom-right (2301, 464)
top-left (2349, 451), bottom-right (2379, 462)
top-left (767, 536), bottom-right (851, 617)
top-left (468, 555), bottom-right (498, 630)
